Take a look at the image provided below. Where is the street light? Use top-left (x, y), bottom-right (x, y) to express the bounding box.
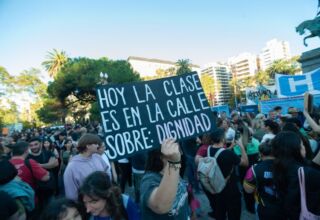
top-left (99, 72), bottom-right (108, 85)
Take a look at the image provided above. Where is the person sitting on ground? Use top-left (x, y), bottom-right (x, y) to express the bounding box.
top-left (41, 198), bottom-right (83, 220)
top-left (140, 138), bottom-right (189, 220)
top-left (79, 171), bottom-right (140, 220)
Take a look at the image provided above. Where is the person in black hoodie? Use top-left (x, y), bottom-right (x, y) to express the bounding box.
top-left (243, 140), bottom-right (284, 220)
top-left (272, 131), bottom-right (320, 219)
top-left (131, 152), bottom-right (147, 203)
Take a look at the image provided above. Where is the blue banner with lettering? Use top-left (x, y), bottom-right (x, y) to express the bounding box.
top-left (275, 68), bottom-right (320, 98)
top-left (260, 95), bottom-right (320, 114)
top-left (211, 105), bottom-right (230, 117)
top-left (240, 105), bottom-right (259, 114)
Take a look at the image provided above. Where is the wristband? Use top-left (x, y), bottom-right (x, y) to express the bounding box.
top-left (167, 161), bottom-right (181, 174)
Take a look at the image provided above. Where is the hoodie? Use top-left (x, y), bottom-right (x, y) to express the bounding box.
top-left (64, 153), bottom-right (108, 201)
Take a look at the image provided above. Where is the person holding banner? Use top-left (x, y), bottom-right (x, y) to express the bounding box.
top-left (140, 138), bottom-right (188, 220)
top-left (303, 92), bottom-right (320, 134)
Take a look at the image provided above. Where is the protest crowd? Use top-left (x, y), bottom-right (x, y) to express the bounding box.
top-left (1, 95), bottom-right (320, 220)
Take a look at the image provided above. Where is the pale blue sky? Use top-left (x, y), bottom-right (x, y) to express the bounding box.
top-left (0, 0), bottom-right (319, 76)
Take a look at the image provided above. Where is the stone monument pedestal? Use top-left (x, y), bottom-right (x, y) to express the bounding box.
top-left (299, 47), bottom-right (320, 73)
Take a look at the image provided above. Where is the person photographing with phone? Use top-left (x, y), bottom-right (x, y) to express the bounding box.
top-left (232, 121), bottom-right (260, 214)
top-left (205, 128), bottom-right (248, 220)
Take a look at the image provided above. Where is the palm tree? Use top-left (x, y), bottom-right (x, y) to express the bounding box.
top-left (254, 70), bottom-right (270, 85)
top-left (176, 59), bottom-right (192, 75)
top-left (42, 49), bottom-right (69, 78)
top-left (266, 56), bottom-right (301, 79)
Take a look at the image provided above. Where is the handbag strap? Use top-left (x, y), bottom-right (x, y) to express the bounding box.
top-left (214, 148), bottom-right (225, 159)
top-left (298, 167), bottom-right (307, 211)
top-left (207, 146), bottom-right (224, 158)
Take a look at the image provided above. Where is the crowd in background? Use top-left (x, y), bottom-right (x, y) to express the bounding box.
top-left (1, 104), bottom-right (320, 220)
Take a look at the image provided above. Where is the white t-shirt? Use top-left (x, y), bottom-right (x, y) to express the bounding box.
top-left (261, 133), bottom-right (275, 143)
top-left (101, 152), bottom-right (112, 179)
top-left (225, 127), bottom-right (236, 141)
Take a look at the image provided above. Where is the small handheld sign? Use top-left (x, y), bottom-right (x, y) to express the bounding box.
top-left (96, 72), bottom-right (215, 160)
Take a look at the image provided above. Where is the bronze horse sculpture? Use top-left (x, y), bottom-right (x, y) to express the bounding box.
top-left (296, 16), bottom-right (320, 46)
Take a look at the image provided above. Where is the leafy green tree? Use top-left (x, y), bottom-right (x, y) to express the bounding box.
top-left (13, 68), bottom-right (47, 98)
top-left (0, 101), bottom-right (18, 124)
top-left (200, 74), bottom-right (221, 106)
top-left (142, 67), bottom-right (176, 81)
top-left (36, 98), bottom-right (66, 124)
top-left (43, 57), bottom-right (140, 123)
top-left (254, 70), bottom-right (270, 85)
top-left (0, 66), bottom-right (15, 96)
top-left (89, 101), bottom-right (101, 121)
top-left (42, 49), bottom-right (69, 78)
top-left (0, 67), bottom-right (47, 127)
top-left (176, 59), bottom-right (192, 75)
top-left (49, 57), bottom-right (139, 104)
top-left (266, 56), bottom-right (301, 79)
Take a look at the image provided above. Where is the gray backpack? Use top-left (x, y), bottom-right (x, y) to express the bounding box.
top-left (197, 147), bottom-right (227, 194)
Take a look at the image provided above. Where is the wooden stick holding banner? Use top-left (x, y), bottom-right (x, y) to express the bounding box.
top-left (95, 72), bottom-right (216, 160)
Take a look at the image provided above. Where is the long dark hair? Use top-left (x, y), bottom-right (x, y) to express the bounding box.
top-left (272, 131), bottom-right (305, 191)
top-left (264, 119), bottom-right (280, 135)
top-left (41, 198), bottom-right (82, 220)
top-left (79, 171), bottom-right (128, 220)
top-left (43, 137), bottom-right (55, 152)
top-left (282, 122), bottom-right (313, 159)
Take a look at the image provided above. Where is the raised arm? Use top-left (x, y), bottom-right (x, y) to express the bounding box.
top-left (236, 138), bottom-right (249, 167)
top-left (303, 110), bottom-right (320, 133)
top-left (147, 138), bottom-right (181, 214)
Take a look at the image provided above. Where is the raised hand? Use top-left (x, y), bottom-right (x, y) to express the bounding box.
top-left (161, 138), bottom-right (181, 163)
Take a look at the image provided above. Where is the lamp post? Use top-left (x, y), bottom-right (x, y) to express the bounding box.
top-left (99, 72), bottom-right (108, 85)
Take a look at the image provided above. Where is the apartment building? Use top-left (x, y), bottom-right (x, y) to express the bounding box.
top-left (127, 56), bottom-right (200, 78)
top-left (259, 39), bottom-right (291, 70)
top-left (201, 63), bottom-right (232, 105)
